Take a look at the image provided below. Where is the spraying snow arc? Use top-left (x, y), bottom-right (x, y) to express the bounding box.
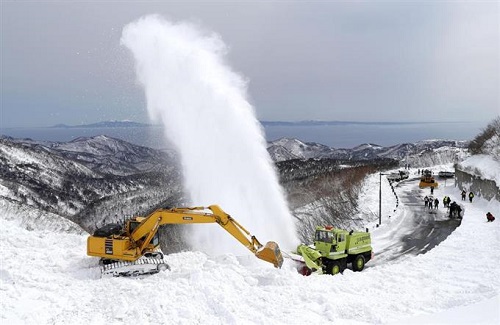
top-left (121, 15), bottom-right (297, 255)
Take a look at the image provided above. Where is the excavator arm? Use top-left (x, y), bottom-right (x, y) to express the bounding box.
top-left (133, 205), bottom-right (283, 268)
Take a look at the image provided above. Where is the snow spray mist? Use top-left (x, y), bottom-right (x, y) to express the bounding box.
top-left (121, 15), bottom-right (298, 256)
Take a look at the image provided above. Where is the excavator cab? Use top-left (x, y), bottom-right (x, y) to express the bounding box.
top-left (128, 219), bottom-right (160, 247)
top-left (255, 241), bottom-right (283, 268)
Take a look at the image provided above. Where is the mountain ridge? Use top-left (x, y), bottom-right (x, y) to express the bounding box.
top-left (267, 137), bottom-right (469, 164)
top-left (0, 133), bottom-right (470, 256)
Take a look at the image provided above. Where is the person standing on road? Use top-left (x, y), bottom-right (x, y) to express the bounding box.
top-left (434, 198), bottom-right (439, 209)
top-left (469, 191), bottom-right (474, 203)
top-left (461, 190), bottom-right (466, 201)
top-left (443, 196), bottom-right (447, 208)
top-left (431, 186), bottom-right (434, 195)
top-left (424, 196), bottom-right (429, 208)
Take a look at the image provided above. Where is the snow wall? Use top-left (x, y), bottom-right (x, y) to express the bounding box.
top-left (454, 168), bottom-right (500, 201)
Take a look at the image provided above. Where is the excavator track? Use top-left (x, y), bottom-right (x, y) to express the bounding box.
top-left (101, 256), bottom-right (170, 278)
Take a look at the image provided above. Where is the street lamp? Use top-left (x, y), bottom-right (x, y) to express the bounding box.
top-left (379, 172), bottom-right (389, 225)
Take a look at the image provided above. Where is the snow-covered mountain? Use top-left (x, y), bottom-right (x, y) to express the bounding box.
top-left (0, 134), bottom-right (468, 233)
top-left (267, 137), bottom-right (335, 161)
top-left (0, 135), bottom-right (182, 231)
top-left (48, 135), bottom-right (177, 176)
top-left (268, 137), bottom-right (469, 165)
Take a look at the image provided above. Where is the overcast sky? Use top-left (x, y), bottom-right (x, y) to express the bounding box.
top-left (1, 1), bottom-right (499, 128)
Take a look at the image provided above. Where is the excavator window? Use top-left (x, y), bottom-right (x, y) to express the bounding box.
top-left (151, 232), bottom-right (159, 247)
top-left (128, 220), bottom-right (160, 247)
top-left (129, 221), bottom-right (140, 234)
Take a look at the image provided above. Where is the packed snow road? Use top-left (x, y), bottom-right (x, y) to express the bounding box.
top-left (370, 176), bottom-right (461, 266)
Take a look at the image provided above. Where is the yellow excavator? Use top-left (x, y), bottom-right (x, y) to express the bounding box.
top-left (87, 205), bottom-right (283, 277)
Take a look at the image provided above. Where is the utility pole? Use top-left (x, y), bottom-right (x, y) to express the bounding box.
top-left (379, 173), bottom-right (382, 225)
top-left (379, 172), bottom-right (388, 225)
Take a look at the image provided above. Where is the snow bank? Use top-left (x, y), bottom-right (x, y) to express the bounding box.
top-left (2, 165), bottom-right (498, 324)
top-left (0, 200), bottom-right (85, 234)
top-left (400, 296), bottom-right (500, 324)
top-left (458, 154), bottom-right (500, 186)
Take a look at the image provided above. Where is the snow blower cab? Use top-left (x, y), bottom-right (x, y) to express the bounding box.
top-left (295, 225), bottom-right (372, 275)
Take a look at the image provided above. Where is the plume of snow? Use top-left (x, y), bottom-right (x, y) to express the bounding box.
top-left (121, 15), bottom-right (298, 255)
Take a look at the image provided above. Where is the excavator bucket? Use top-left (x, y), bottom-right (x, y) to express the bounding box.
top-left (255, 241), bottom-right (284, 268)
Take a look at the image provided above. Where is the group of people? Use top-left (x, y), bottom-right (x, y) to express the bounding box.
top-left (422, 192), bottom-right (462, 218)
top-left (449, 201), bottom-right (463, 219)
top-left (461, 190), bottom-right (475, 202)
top-left (425, 188), bottom-right (494, 222)
top-left (443, 192), bottom-right (463, 218)
top-left (424, 196), bottom-right (439, 209)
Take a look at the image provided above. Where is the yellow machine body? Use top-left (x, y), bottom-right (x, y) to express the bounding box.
top-left (87, 205), bottom-right (283, 268)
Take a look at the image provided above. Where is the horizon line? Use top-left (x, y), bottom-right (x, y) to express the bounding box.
top-left (1, 119), bottom-right (478, 129)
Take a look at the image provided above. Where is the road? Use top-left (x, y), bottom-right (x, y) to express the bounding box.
top-left (370, 177), bottom-right (462, 266)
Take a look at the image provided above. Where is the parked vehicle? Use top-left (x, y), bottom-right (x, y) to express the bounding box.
top-left (438, 171), bottom-right (455, 178)
top-left (387, 170), bottom-right (410, 182)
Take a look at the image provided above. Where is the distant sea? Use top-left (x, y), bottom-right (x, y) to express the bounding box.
top-left (0, 121), bottom-right (485, 149)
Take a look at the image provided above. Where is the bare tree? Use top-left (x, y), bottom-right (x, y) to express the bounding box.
top-left (291, 165), bottom-right (376, 243)
top-left (468, 117), bottom-right (500, 155)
